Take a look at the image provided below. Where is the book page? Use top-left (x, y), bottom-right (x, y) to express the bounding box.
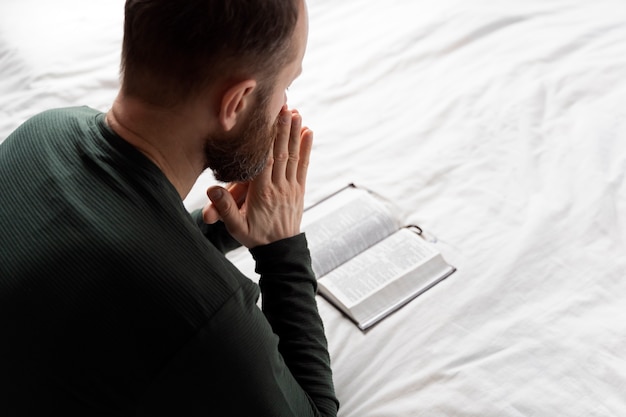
top-left (318, 228), bottom-right (441, 308)
top-left (301, 186), bottom-right (400, 278)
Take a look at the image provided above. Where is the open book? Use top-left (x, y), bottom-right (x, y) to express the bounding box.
top-left (300, 184), bottom-right (455, 330)
top-left (226, 184), bottom-right (455, 331)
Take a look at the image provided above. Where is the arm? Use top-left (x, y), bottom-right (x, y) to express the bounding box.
top-left (204, 107), bottom-right (338, 415)
top-left (252, 234), bottom-right (339, 417)
top-left (137, 237), bottom-right (337, 417)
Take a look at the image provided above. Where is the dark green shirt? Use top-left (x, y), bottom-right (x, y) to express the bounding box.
top-left (0, 107), bottom-right (338, 416)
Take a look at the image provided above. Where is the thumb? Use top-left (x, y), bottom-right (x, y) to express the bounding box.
top-left (206, 186), bottom-right (245, 234)
top-left (202, 202), bottom-right (221, 224)
top-left (202, 187), bottom-right (226, 224)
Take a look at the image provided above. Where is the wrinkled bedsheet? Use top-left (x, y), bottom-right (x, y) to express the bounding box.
top-left (2, 0), bottom-right (625, 415)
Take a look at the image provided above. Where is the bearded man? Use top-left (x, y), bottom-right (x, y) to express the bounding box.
top-left (0, 0), bottom-right (339, 415)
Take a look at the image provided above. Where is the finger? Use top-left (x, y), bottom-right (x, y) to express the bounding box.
top-left (228, 182), bottom-right (249, 208)
top-left (203, 182), bottom-right (249, 224)
top-left (297, 128), bottom-right (313, 185)
top-left (286, 112), bottom-right (303, 181)
top-left (207, 186), bottom-right (247, 236)
top-left (271, 108), bottom-right (293, 183)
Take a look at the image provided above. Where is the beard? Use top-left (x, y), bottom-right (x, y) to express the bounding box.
top-left (203, 98), bottom-right (278, 183)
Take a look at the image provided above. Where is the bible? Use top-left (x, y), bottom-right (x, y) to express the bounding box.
top-left (226, 184), bottom-right (456, 331)
top-left (300, 184), bottom-right (455, 330)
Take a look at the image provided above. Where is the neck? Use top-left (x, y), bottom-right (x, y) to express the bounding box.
top-left (105, 93), bottom-right (212, 200)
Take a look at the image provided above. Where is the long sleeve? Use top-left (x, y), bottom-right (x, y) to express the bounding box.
top-left (252, 234), bottom-right (339, 417)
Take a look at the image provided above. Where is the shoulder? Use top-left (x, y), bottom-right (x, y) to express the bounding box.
top-left (30, 106), bottom-right (98, 121)
top-left (2, 106), bottom-right (99, 154)
top-left (13, 106), bottom-right (98, 132)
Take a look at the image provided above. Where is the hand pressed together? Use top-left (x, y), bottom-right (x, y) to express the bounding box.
top-left (202, 107), bottom-right (313, 248)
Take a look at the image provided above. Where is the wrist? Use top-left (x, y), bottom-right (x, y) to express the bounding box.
top-left (250, 233), bottom-right (314, 278)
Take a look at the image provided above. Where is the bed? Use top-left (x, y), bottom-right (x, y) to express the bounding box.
top-left (2, 0), bottom-right (625, 415)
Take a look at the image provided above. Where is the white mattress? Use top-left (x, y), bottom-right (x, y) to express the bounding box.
top-left (2, 0), bottom-right (625, 415)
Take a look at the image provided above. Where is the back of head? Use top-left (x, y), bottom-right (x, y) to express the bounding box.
top-left (121, 0), bottom-right (299, 106)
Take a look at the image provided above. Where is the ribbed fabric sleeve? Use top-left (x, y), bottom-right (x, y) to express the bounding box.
top-left (252, 235), bottom-right (340, 417)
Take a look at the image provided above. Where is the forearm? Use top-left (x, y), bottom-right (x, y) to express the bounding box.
top-left (251, 234), bottom-right (339, 417)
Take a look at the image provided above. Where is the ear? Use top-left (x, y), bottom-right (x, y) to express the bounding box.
top-left (218, 79), bottom-right (257, 132)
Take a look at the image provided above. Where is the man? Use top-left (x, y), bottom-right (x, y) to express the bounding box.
top-left (0, 0), bottom-right (339, 415)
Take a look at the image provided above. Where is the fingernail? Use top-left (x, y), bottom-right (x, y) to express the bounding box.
top-left (208, 188), bottom-right (223, 201)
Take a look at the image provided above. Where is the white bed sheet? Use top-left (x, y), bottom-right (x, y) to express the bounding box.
top-left (2, 0), bottom-right (625, 415)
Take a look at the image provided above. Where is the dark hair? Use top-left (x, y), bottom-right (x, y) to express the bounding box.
top-left (121, 0), bottom-right (299, 105)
